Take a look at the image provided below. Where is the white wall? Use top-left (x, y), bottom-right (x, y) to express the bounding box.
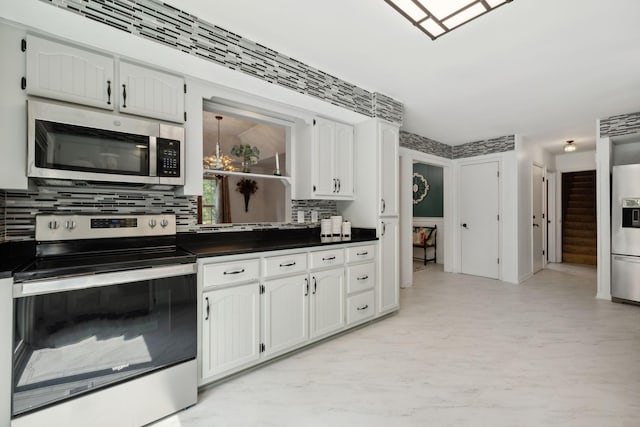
top-left (555, 150), bottom-right (596, 172)
top-left (516, 136), bottom-right (555, 282)
top-left (612, 141), bottom-right (640, 165)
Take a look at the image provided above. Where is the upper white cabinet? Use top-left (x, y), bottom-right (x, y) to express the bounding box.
top-left (295, 117), bottom-right (354, 200)
top-left (119, 61), bottom-right (185, 123)
top-left (25, 35), bottom-right (185, 122)
top-left (26, 35), bottom-right (115, 110)
top-left (338, 119), bottom-right (400, 227)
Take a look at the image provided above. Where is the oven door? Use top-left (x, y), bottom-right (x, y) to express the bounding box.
top-left (27, 100), bottom-right (163, 185)
top-left (12, 264), bottom-right (196, 417)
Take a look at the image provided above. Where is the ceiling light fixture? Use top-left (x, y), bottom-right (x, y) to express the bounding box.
top-left (563, 140), bottom-right (576, 152)
top-left (384, 0), bottom-right (514, 40)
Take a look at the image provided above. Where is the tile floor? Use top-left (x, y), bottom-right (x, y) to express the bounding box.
top-left (152, 263), bottom-right (640, 427)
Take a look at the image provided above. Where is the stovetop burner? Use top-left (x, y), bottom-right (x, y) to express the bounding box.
top-left (14, 214), bottom-right (196, 282)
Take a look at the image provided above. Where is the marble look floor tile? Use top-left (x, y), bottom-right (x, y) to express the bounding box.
top-left (151, 263), bottom-right (640, 427)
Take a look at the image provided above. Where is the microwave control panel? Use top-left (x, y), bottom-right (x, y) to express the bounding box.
top-left (157, 139), bottom-right (181, 177)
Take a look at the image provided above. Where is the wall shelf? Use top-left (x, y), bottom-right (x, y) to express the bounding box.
top-left (203, 169), bottom-right (291, 184)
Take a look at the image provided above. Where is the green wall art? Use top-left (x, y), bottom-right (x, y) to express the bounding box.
top-left (413, 163), bottom-right (443, 217)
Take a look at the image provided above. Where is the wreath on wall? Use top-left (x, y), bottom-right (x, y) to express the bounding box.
top-left (412, 172), bottom-right (429, 204)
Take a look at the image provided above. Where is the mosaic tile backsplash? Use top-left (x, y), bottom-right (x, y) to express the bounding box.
top-left (599, 112), bottom-right (640, 137)
top-left (40, 0), bottom-right (403, 124)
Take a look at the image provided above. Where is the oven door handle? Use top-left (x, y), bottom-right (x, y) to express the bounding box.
top-left (13, 263), bottom-right (196, 298)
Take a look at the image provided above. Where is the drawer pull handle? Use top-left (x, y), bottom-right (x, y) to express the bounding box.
top-left (357, 275), bottom-right (369, 281)
top-left (305, 277), bottom-right (309, 296)
top-left (322, 256), bottom-right (336, 261)
top-left (223, 268), bottom-right (245, 275)
top-left (313, 277), bottom-right (317, 294)
top-left (356, 251), bottom-right (369, 256)
top-left (356, 304), bottom-right (369, 311)
top-left (279, 261), bottom-right (296, 267)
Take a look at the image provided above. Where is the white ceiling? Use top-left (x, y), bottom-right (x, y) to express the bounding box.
top-left (170, 0), bottom-right (640, 154)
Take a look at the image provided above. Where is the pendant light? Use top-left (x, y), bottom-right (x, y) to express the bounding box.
top-left (563, 140), bottom-right (576, 152)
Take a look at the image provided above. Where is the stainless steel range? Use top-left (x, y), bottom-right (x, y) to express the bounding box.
top-left (12, 214), bottom-right (197, 427)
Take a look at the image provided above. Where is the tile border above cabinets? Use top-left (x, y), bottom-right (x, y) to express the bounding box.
top-left (39, 0), bottom-right (403, 125)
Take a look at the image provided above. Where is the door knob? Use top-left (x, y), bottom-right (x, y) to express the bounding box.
top-left (461, 223), bottom-right (468, 229)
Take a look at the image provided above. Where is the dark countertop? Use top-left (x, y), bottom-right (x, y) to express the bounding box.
top-left (0, 241), bottom-right (36, 279)
top-left (177, 227), bottom-right (377, 258)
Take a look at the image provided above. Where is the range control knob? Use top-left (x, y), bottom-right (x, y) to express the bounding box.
top-left (160, 219), bottom-right (169, 228)
top-left (48, 220), bottom-right (59, 230)
top-left (64, 220), bottom-right (76, 230)
top-left (149, 219), bottom-right (157, 228)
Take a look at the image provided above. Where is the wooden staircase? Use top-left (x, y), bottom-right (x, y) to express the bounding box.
top-left (562, 171), bottom-right (597, 265)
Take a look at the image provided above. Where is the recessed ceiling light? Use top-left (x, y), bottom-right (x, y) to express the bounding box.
top-left (384, 0), bottom-right (514, 40)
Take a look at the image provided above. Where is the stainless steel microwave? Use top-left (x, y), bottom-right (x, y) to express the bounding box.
top-left (27, 100), bottom-right (185, 187)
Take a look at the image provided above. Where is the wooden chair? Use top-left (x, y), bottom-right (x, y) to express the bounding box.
top-left (412, 225), bottom-right (437, 265)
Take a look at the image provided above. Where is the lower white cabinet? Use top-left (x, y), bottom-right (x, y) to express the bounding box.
top-left (310, 268), bottom-right (345, 339)
top-left (378, 218), bottom-right (399, 315)
top-left (201, 283), bottom-right (260, 381)
top-left (262, 274), bottom-right (309, 357)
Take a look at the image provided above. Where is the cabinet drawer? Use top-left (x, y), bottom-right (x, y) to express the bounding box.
top-left (309, 248), bottom-right (344, 270)
top-left (202, 259), bottom-right (260, 287)
top-left (346, 245), bottom-right (376, 264)
top-left (346, 262), bottom-right (375, 294)
top-left (346, 291), bottom-right (375, 326)
top-left (263, 252), bottom-right (307, 277)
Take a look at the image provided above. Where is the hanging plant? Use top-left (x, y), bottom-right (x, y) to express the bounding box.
top-left (236, 178), bottom-right (258, 212)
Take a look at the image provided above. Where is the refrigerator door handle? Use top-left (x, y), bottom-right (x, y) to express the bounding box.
top-left (613, 255), bottom-right (640, 263)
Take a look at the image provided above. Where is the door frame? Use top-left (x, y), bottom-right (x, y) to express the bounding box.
top-left (455, 155), bottom-right (503, 280)
top-left (530, 161), bottom-right (546, 273)
top-left (398, 147), bottom-right (453, 288)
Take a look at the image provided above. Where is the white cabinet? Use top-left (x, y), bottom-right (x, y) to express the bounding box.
top-left (25, 36), bottom-right (185, 122)
top-left (262, 274), bottom-right (309, 357)
top-left (295, 117), bottom-right (354, 199)
top-left (201, 283), bottom-right (260, 381)
top-left (378, 218), bottom-right (399, 315)
top-left (119, 61), bottom-right (185, 123)
top-left (26, 35), bottom-right (115, 110)
top-left (310, 268), bottom-right (345, 339)
top-left (378, 122), bottom-right (399, 217)
top-left (338, 119), bottom-right (399, 227)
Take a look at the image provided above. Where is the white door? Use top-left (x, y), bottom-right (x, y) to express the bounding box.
top-left (262, 274), bottom-right (309, 357)
top-left (378, 218), bottom-right (399, 314)
top-left (310, 268), bottom-right (345, 339)
top-left (334, 122), bottom-right (354, 197)
top-left (379, 123), bottom-right (399, 216)
top-left (26, 35), bottom-right (114, 110)
top-left (119, 61), bottom-right (185, 123)
top-left (460, 161), bottom-right (500, 279)
top-left (532, 163), bottom-right (544, 273)
top-left (201, 283), bottom-right (260, 380)
top-left (312, 118), bottom-right (336, 196)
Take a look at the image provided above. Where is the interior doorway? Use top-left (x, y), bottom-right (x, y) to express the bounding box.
top-left (532, 163), bottom-right (544, 273)
top-left (561, 170), bottom-right (597, 265)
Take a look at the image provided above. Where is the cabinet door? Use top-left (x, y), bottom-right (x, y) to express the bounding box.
top-left (262, 274), bottom-right (309, 357)
top-left (335, 122), bottom-right (354, 197)
top-left (312, 117), bottom-right (336, 196)
top-left (310, 268), bottom-right (345, 339)
top-left (379, 122), bottom-right (399, 216)
top-left (26, 35), bottom-right (114, 110)
top-left (201, 283), bottom-right (260, 380)
top-left (378, 219), bottom-right (399, 315)
top-left (119, 61), bottom-right (185, 123)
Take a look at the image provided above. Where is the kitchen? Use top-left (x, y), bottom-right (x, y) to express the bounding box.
top-left (1, 1), bottom-right (640, 426)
